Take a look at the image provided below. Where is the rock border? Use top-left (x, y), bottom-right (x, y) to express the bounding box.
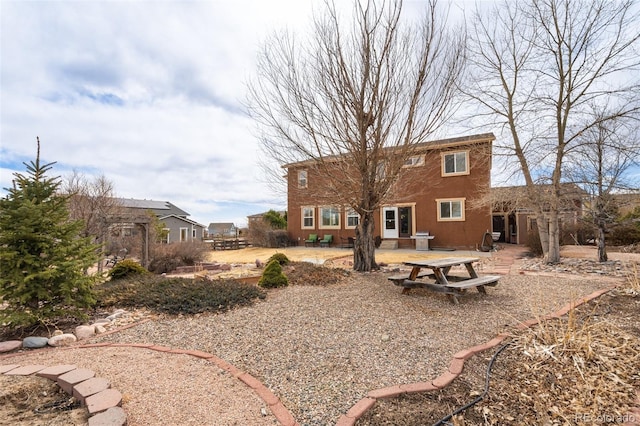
top-left (1, 363), bottom-right (126, 426)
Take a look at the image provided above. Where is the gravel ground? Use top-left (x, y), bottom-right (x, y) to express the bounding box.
top-left (85, 270), bottom-right (606, 425)
top-left (3, 346), bottom-right (278, 426)
top-left (5, 245), bottom-right (632, 426)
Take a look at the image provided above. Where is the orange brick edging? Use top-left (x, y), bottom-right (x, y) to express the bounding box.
top-left (336, 284), bottom-right (620, 425)
top-left (1, 363), bottom-right (126, 426)
top-left (1, 343), bottom-right (298, 426)
top-left (83, 343), bottom-right (299, 426)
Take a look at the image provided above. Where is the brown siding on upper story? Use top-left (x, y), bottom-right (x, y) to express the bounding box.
top-left (285, 134), bottom-right (495, 249)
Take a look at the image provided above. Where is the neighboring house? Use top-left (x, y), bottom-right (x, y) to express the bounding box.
top-left (247, 210), bottom-right (287, 230)
top-left (491, 184), bottom-right (587, 246)
top-left (284, 133), bottom-right (495, 250)
top-left (208, 222), bottom-right (238, 238)
top-left (158, 214), bottom-right (207, 243)
top-left (116, 198), bottom-right (206, 243)
top-left (613, 192), bottom-right (640, 216)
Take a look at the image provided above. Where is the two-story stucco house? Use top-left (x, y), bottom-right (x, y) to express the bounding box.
top-left (284, 133), bottom-right (495, 250)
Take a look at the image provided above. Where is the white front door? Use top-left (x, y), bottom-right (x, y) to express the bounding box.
top-left (383, 207), bottom-right (398, 239)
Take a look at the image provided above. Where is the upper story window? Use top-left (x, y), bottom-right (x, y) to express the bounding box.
top-left (320, 206), bottom-right (340, 229)
top-left (298, 170), bottom-right (308, 188)
top-left (302, 207), bottom-right (315, 229)
top-left (345, 208), bottom-right (360, 228)
top-left (437, 198), bottom-right (466, 221)
top-left (376, 161), bottom-right (386, 180)
top-left (403, 154), bottom-right (425, 168)
top-left (442, 151), bottom-right (468, 176)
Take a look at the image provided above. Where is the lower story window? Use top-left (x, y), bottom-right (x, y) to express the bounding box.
top-left (302, 207), bottom-right (315, 229)
top-left (437, 198), bottom-right (465, 221)
top-left (161, 228), bottom-right (170, 244)
top-left (345, 208), bottom-right (359, 228)
top-left (320, 206), bottom-right (340, 229)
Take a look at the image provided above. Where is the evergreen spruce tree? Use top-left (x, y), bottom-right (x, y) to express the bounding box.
top-left (0, 139), bottom-right (99, 327)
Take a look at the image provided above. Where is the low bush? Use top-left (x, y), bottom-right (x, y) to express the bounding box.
top-left (609, 222), bottom-right (640, 246)
top-left (95, 275), bottom-right (266, 315)
top-left (267, 252), bottom-right (290, 265)
top-left (526, 230), bottom-right (543, 256)
top-left (258, 259), bottom-right (288, 288)
top-left (148, 241), bottom-right (209, 274)
top-left (285, 262), bottom-right (350, 286)
top-left (108, 259), bottom-right (149, 280)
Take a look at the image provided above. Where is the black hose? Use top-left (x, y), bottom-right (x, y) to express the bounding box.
top-left (432, 342), bottom-right (511, 426)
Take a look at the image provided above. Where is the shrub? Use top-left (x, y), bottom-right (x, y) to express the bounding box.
top-left (148, 241), bottom-right (209, 274)
top-left (108, 259), bottom-right (148, 280)
top-left (285, 261), bottom-right (350, 286)
top-left (267, 252), bottom-right (290, 265)
top-left (267, 230), bottom-right (291, 248)
top-left (258, 259), bottom-right (289, 288)
top-left (609, 222), bottom-right (640, 246)
top-left (526, 230), bottom-right (543, 256)
top-left (95, 275), bottom-right (266, 315)
top-left (560, 222), bottom-right (595, 245)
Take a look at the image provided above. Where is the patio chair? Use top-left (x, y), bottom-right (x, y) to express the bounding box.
top-left (319, 234), bottom-right (333, 247)
top-left (305, 234), bottom-right (319, 247)
top-left (340, 236), bottom-right (354, 249)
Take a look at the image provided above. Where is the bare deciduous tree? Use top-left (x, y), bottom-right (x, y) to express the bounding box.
top-left (465, 0), bottom-right (640, 263)
top-left (62, 171), bottom-right (123, 271)
top-left (566, 109), bottom-right (640, 262)
top-left (248, 0), bottom-right (465, 271)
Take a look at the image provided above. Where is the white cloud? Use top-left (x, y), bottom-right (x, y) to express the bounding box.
top-left (1, 0), bottom-right (319, 226)
top-left (1, 0), bottom-right (501, 227)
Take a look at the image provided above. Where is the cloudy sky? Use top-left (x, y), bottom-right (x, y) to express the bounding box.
top-left (3, 1), bottom-right (635, 228)
top-left (1, 0), bottom-right (330, 227)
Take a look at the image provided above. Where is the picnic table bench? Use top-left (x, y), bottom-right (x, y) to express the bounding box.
top-left (388, 257), bottom-right (500, 304)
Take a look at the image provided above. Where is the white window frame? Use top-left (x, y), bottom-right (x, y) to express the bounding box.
top-left (345, 208), bottom-right (360, 229)
top-left (319, 206), bottom-right (341, 229)
top-left (403, 154), bottom-right (425, 168)
top-left (192, 228), bottom-right (197, 239)
top-left (180, 227), bottom-right (188, 242)
top-left (298, 170), bottom-right (308, 188)
top-left (301, 206), bottom-right (315, 229)
top-left (161, 227), bottom-right (170, 244)
top-left (442, 151), bottom-right (469, 176)
top-left (436, 198), bottom-right (466, 221)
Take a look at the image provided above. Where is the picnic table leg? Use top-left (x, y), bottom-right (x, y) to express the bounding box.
top-left (402, 266), bottom-right (422, 294)
top-left (463, 262), bottom-right (486, 293)
top-left (433, 268), bottom-right (449, 285)
top-left (447, 294), bottom-right (459, 304)
top-left (464, 262), bottom-right (479, 279)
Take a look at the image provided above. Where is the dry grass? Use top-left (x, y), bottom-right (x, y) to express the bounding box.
top-left (506, 306), bottom-right (640, 423)
top-left (623, 262), bottom-right (640, 294)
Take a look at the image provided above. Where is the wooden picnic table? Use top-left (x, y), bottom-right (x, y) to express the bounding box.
top-left (388, 257), bottom-right (500, 304)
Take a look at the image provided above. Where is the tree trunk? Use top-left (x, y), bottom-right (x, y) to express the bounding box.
top-left (597, 224), bottom-right (608, 262)
top-left (536, 213), bottom-right (550, 258)
top-left (545, 210), bottom-right (561, 264)
top-left (353, 211), bottom-right (377, 272)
